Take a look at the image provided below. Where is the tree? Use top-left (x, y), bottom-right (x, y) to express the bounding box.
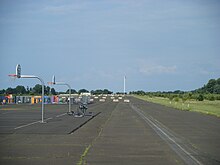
top-left (217, 78), bottom-right (220, 85)
top-left (78, 89), bottom-right (89, 94)
top-left (207, 94), bottom-right (215, 101)
top-left (26, 86), bottom-right (30, 94)
top-left (213, 84), bottom-right (220, 94)
top-left (33, 84), bottom-right (42, 94)
top-left (15, 85), bottom-right (26, 95)
top-left (206, 79), bottom-right (216, 93)
top-left (51, 88), bottom-right (57, 95)
top-left (45, 86), bottom-right (50, 95)
top-left (0, 89), bottom-right (5, 95)
top-left (66, 89), bottom-right (77, 94)
top-left (91, 89), bottom-right (113, 95)
top-left (5, 87), bottom-right (15, 94)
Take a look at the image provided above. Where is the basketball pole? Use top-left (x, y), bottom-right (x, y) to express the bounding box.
top-left (55, 82), bottom-right (71, 114)
top-left (21, 75), bottom-right (45, 123)
top-left (9, 64), bottom-right (46, 123)
top-left (48, 75), bottom-right (72, 114)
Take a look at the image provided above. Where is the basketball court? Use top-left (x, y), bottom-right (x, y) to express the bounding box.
top-left (0, 104), bottom-right (99, 134)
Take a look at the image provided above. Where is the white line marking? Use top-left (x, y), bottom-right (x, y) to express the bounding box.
top-left (1, 112), bottom-right (11, 115)
top-left (14, 120), bottom-right (41, 130)
top-left (56, 113), bottom-right (66, 118)
top-left (131, 104), bottom-right (203, 165)
top-left (14, 112), bottom-right (68, 130)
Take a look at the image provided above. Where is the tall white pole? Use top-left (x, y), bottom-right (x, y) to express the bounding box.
top-left (124, 76), bottom-right (126, 95)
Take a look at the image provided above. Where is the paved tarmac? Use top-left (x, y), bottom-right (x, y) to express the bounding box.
top-left (0, 96), bottom-right (220, 165)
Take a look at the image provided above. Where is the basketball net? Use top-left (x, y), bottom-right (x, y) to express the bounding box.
top-left (47, 82), bottom-right (54, 85)
top-left (8, 74), bottom-right (17, 83)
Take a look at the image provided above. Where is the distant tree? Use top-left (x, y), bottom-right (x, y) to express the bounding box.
top-left (15, 85), bottom-right (26, 95)
top-left (66, 89), bottom-right (77, 94)
top-left (92, 89), bottom-right (113, 95)
top-left (136, 90), bottom-right (145, 95)
top-left (206, 79), bottom-right (216, 93)
top-left (103, 89), bottom-right (112, 94)
top-left (206, 94), bottom-right (215, 101)
top-left (45, 86), bottom-right (50, 95)
top-left (213, 84), bottom-right (220, 94)
top-left (33, 84), bottom-right (42, 94)
top-left (51, 88), bottom-right (56, 95)
top-left (26, 86), bottom-right (30, 94)
top-left (78, 89), bottom-right (89, 94)
top-left (5, 87), bottom-right (15, 94)
top-left (0, 89), bottom-right (5, 95)
top-left (217, 78), bottom-right (220, 85)
top-left (28, 87), bottom-right (34, 95)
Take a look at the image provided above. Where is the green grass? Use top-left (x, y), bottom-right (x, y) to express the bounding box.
top-left (133, 95), bottom-right (220, 117)
top-left (77, 144), bottom-right (91, 165)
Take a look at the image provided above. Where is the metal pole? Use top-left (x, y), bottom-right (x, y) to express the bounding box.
top-left (21, 75), bottom-right (45, 123)
top-left (37, 77), bottom-right (45, 123)
top-left (56, 82), bottom-right (71, 114)
top-left (124, 76), bottom-right (126, 95)
top-left (67, 84), bottom-right (71, 114)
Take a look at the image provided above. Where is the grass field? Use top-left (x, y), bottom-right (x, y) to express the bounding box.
top-left (133, 95), bottom-right (220, 117)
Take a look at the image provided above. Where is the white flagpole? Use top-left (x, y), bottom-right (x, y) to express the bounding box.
top-left (124, 76), bottom-right (126, 95)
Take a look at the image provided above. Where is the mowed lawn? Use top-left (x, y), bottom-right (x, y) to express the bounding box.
top-left (133, 95), bottom-right (220, 117)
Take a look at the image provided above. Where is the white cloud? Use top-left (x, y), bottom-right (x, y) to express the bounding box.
top-left (139, 62), bottom-right (177, 75)
top-left (43, 3), bottom-right (88, 14)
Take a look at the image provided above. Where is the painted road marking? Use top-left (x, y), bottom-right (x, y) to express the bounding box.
top-left (0, 112), bottom-right (11, 115)
top-left (14, 113), bottom-right (67, 130)
top-left (14, 120), bottom-right (41, 130)
top-left (130, 104), bottom-right (203, 165)
top-left (56, 113), bottom-right (67, 118)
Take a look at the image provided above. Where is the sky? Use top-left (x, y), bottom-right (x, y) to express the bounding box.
top-left (0, 0), bottom-right (220, 93)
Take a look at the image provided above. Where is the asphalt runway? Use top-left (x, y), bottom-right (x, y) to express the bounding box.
top-left (0, 96), bottom-right (220, 165)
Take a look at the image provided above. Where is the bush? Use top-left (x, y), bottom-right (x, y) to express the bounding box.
top-left (174, 97), bottom-right (179, 102)
top-left (215, 95), bottom-right (220, 100)
top-left (197, 94), bottom-right (204, 101)
top-left (207, 95), bottom-right (215, 101)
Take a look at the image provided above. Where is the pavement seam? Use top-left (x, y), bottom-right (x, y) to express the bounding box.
top-left (130, 103), bottom-right (203, 165)
top-left (76, 103), bottom-right (119, 165)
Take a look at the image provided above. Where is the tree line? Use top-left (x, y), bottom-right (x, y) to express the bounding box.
top-left (0, 85), bottom-right (113, 96)
top-left (130, 78), bottom-right (220, 101)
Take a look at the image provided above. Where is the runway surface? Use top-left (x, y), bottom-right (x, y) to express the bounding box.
top-left (0, 96), bottom-right (219, 165)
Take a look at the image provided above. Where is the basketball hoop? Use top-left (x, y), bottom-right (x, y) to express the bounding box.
top-left (47, 82), bottom-right (55, 85)
top-left (8, 74), bottom-right (17, 83)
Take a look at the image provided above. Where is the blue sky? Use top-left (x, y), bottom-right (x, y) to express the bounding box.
top-left (0, 0), bottom-right (220, 92)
